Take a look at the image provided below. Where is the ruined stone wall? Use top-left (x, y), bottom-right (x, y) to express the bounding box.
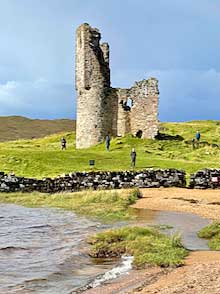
top-left (75, 23), bottom-right (159, 148)
top-left (111, 78), bottom-right (159, 138)
top-left (115, 88), bottom-right (130, 136)
top-left (75, 23), bottom-right (111, 148)
top-left (129, 78), bottom-right (159, 138)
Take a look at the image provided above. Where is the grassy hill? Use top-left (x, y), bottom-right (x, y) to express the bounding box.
top-left (0, 116), bottom-right (75, 141)
top-left (1, 120), bottom-right (220, 179)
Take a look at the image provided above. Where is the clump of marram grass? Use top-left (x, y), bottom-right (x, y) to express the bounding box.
top-left (0, 188), bottom-right (141, 222)
top-left (70, 188), bottom-right (142, 221)
top-left (198, 222), bottom-right (220, 250)
top-left (171, 232), bottom-right (183, 247)
top-left (89, 226), bottom-right (188, 268)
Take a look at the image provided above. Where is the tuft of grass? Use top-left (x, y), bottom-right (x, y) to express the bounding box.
top-left (198, 222), bottom-right (220, 250)
top-left (89, 226), bottom-right (188, 268)
top-left (153, 224), bottom-right (173, 230)
top-left (0, 188), bottom-right (141, 222)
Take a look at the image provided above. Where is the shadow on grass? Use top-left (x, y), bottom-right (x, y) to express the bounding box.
top-left (155, 132), bottom-right (184, 141)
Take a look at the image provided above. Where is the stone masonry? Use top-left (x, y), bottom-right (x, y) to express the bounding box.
top-left (75, 23), bottom-right (159, 148)
top-left (0, 169), bottom-right (186, 193)
top-left (190, 169), bottom-right (220, 189)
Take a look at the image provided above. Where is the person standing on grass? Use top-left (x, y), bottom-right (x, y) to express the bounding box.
top-left (130, 148), bottom-right (137, 168)
top-left (196, 131), bottom-right (201, 142)
top-left (61, 137), bottom-right (67, 150)
top-left (106, 134), bottom-right (111, 151)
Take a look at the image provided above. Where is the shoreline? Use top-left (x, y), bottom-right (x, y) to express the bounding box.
top-left (83, 188), bottom-right (220, 294)
top-left (1, 187), bottom-right (220, 293)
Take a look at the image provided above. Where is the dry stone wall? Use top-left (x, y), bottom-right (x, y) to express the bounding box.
top-left (190, 169), bottom-right (220, 189)
top-left (75, 23), bottom-right (159, 148)
top-left (0, 169), bottom-right (186, 193)
top-left (5, 168), bottom-right (220, 192)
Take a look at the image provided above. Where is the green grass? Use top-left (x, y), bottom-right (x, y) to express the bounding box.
top-left (198, 222), bottom-right (220, 250)
top-left (89, 226), bottom-right (188, 268)
top-left (1, 120), bottom-right (220, 178)
top-left (0, 188), bottom-right (141, 222)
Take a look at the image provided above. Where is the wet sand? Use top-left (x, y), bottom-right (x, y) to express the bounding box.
top-left (85, 188), bottom-right (220, 294)
top-left (132, 187), bottom-right (220, 220)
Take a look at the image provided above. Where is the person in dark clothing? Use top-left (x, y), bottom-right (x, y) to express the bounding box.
top-left (61, 137), bottom-right (67, 150)
top-left (106, 134), bottom-right (111, 151)
top-left (130, 148), bottom-right (136, 168)
top-left (191, 138), bottom-right (196, 150)
top-left (196, 131), bottom-right (201, 141)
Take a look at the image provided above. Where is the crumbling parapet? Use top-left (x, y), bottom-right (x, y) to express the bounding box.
top-left (75, 23), bottom-right (159, 148)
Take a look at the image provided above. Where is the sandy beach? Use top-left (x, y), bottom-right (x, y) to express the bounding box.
top-left (132, 188), bottom-right (220, 220)
top-left (84, 188), bottom-right (220, 294)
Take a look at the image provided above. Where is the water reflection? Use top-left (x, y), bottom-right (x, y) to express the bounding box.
top-left (131, 208), bottom-right (211, 250)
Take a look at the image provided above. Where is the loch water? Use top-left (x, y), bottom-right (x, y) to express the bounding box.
top-left (0, 204), bottom-right (117, 294)
top-left (132, 208), bottom-right (211, 251)
top-left (0, 204), bottom-right (211, 293)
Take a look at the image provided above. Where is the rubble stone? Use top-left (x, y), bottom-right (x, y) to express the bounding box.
top-left (0, 169), bottom-right (186, 193)
top-left (190, 169), bottom-right (220, 189)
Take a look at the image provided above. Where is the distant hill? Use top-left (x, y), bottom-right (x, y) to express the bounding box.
top-left (0, 116), bottom-right (75, 142)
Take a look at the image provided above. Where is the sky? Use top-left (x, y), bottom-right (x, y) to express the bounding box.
top-left (1, 0), bottom-right (220, 121)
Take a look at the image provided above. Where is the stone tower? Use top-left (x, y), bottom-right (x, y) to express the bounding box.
top-left (75, 23), bottom-right (110, 148)
top-left (75, 23), bottom-right (159, 149)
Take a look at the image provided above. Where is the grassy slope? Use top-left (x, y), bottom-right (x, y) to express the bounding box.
top-left (0, 120), bottom-right (220, 178)
top-left (0, 116), bottom-right (75, 142)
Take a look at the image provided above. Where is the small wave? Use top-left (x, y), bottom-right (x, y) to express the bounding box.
top-left (0, 246), bottom-right (27, 251)
top-left (89, 256), bottom-right (133, 288)
top-left (23, 224), bottom-right (52, 230)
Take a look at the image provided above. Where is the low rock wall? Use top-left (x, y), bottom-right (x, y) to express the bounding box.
top-left (190, 169), bottom-right (220, 189)
top-left (0, 169), bottom-right (186, 193)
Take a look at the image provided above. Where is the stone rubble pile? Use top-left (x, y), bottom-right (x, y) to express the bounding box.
top-left (0, 169), bottom-right (186, 193)
top-left (190, 169), bottom-right (220, 189)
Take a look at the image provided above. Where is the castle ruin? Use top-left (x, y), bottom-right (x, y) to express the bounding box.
top-left (75, 23), bottom-right (159, 149)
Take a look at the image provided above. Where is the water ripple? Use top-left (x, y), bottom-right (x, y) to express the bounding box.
top-left (0, 204), bottom-right (114, 294)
